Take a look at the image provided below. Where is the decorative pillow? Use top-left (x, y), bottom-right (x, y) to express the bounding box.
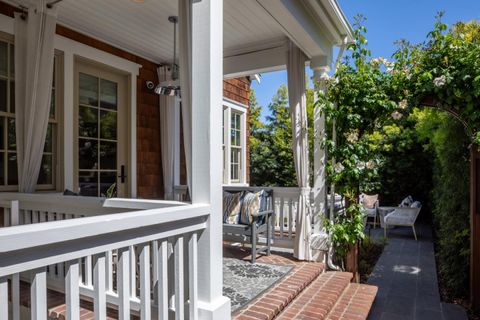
top-left (239, 190), bottom-right (263, 225)
top-left (399, 196), bottom-right (414, 207)
top-left (223, 191), bottom-right (243, 224)
top-left (362, 194), bottom-right (378, 209)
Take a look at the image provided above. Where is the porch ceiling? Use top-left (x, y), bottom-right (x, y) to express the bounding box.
top-left (8, 0), bottom-right (352, 74)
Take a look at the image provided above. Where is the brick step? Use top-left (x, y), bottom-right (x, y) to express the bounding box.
top-left (326, 283), bottom-right (378, 320)
top-left (233, 262), bottom-right (325, 320)
top-left (275, 271), bottom-right (376, 320)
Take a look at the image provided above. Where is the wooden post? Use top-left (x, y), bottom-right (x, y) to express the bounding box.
top-left (470, 145), bottom-right (480, 311)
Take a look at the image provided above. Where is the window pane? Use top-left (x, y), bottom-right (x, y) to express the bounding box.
top-left (44, 124), bottom-right (53, 153)
top-left (79, 171), bottom-right (98, 196)
top-left (9, 44), bottom-right (13, 78)
top-left (0, 79), bottom-right (7, 112)
top-left (0, 152), bottom-right (4, 185)
top-left (99, 141), bottom-right (116, 170)
top-left (100, 172), bottom-right (116, 197)
top-left (100, 110), bottom-right (117, 140)
top-left (79, 73), bottom-right (98, 106)
top-left (10, 80), bottom-right (14, 113)
top-left (0, 42), bottom-right (7, 78)
top-left (100, 79), bottom-right (117, 110)
top-left (0, 117), bottom-right (4, 150)
top-left (7, 152), bottom-right (17, 185)
top-left (78, 138), bottom-right (98, 170)
top-left (50, 88), bottom-right (55, 118)
top-left (79, 106), bottom-right (98, 138)
top-left (37, 154), bottom-right (53, 185)
top-left (7, 118), bottom-right (15, 151)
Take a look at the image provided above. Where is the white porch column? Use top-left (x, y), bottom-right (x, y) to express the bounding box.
top-left (310, 56), bottom-right (330, 233)
top-left (190, 0), bottom-right (231, 319)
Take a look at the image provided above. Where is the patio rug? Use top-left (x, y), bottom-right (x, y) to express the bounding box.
top-left (223, 258), bottom-right (293, 312)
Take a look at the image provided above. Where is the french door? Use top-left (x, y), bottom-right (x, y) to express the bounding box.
top-left (74, 60), bottom-right (129, 197)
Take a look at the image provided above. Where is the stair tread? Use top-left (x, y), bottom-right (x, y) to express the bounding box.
top-left (275, 271), bottom-right (354, 320)
top-left (326, 283), bottom-right (378, 320)
top-left (233, 262), bottom-right (325, 320)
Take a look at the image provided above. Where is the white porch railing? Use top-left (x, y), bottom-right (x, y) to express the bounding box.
top-left (0, 193), bottom-right (208, 320)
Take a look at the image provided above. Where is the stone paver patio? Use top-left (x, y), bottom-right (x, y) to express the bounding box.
top-left (367, 224), bottom-right (468, 320)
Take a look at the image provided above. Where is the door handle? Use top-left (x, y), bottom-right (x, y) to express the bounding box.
top-left (118, 165), bottom-right (127, 183)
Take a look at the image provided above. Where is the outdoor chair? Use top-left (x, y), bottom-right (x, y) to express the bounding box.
top-left (222, 187), bottom-right (274, 263)
top-left (384, 200), bottom-right (422, 240)
top-left (360, 193), bottom-right (379, 228)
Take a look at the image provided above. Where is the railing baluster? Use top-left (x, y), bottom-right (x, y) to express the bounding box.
top-left (9, 201), bottom-right (20, 320)
top-left (31, 268), bottom-right (47, 320)
top-left (288, 199), bottom-right (293, 239)
top-left (39, 211), bottom-right (47, 223)
top-left (12, 273), bottom-right (20, 320)
top-left (152, 240), bottom-right (159, 302)
top-left (48, 211), bottom-right (55, 222)
top-left (279, 197), bottom-right (284, 239)
top-left (93, 253), bottom-right (107, 320)
top-left (85, 255), bottom-right (93, 287)
top-left (24, 210), bottom-right (32, 224)
top-left (117, 247), bottom-right (131, 320)
top-left (0, 277), bottom-right (8, 319)
top-left (66, 260), bottom-right (80, 320)
top-left (189, 233), bottom-right (198, 320)
top-left (31, 210), bottom-right (38, 223)
top-left (106, 250), bottom-right (113, 292)
top-left (129, 245), bottom-right (137, 298)
top-left (174, 236), bottom-right (184, 320)
top-left (4, 207), bottom-right (10, 226)
top-left (157, 240), bottom-right (169, 320)
top-left (140, 243), bottom-right (151, 320)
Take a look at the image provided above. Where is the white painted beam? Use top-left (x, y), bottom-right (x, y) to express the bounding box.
top-left (257, 0), bottom-right (334, 61)
top-left (223, 45), bottom-right (287, 78)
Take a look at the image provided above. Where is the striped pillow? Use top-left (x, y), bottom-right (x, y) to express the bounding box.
top-left (239, 190), bottom-right (263, 225)
top-left (223, 191), bottom-right (243, 224)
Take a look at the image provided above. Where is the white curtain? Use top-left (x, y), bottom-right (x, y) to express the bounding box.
top-left (179, 0), bottom-right (192, 199)
top-left (158, 66), bottom-right (177, 200)
top-left (14, 2), bottom-right (57, 193)
top-left (287, 41), bottom-right (312, 261)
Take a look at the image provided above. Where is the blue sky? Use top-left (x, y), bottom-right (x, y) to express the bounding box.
top-left (252, 0), bottom-right (480, 120)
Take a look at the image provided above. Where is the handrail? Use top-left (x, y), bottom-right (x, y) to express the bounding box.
top-left (0, 203), bottom-right (209, 277)
top-left (0, 192), bottom-right (185, 216)
top-left (0, 203), bottom-right (210, 253)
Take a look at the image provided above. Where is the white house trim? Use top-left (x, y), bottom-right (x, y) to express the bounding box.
top-left (222, 98), bottom-right (248, 186)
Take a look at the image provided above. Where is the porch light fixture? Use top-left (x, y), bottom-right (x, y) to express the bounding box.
top-left (154, 16), bottom-right (180, 97)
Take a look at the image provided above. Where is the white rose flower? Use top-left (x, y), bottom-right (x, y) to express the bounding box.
top-left (366, 160), bottom-right (375, 170)
top-left (433, 75), bottom-right (447, 88)
top-left (334, 162), bottom-right (345, 173)
top-left (345, 130), bottom-right (359, 144)
top-left (398, 99), bottom-right (408, 109)
top-left (391, 111), bottom-right (403, 120)
top-left (357, 161), bottom-right (366, 170)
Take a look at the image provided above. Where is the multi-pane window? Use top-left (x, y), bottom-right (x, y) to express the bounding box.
top-left (230, 111), bottom-right (242, 182)
top-left (78, 73), bottom-right (118, 197)
top-left (0, 39), bottom-right (58, 189)
top-left (222, 102), bottom-right (245, 185)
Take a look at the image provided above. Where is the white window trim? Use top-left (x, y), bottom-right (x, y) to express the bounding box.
top-left (222, 98), bottom-right (248, 186)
